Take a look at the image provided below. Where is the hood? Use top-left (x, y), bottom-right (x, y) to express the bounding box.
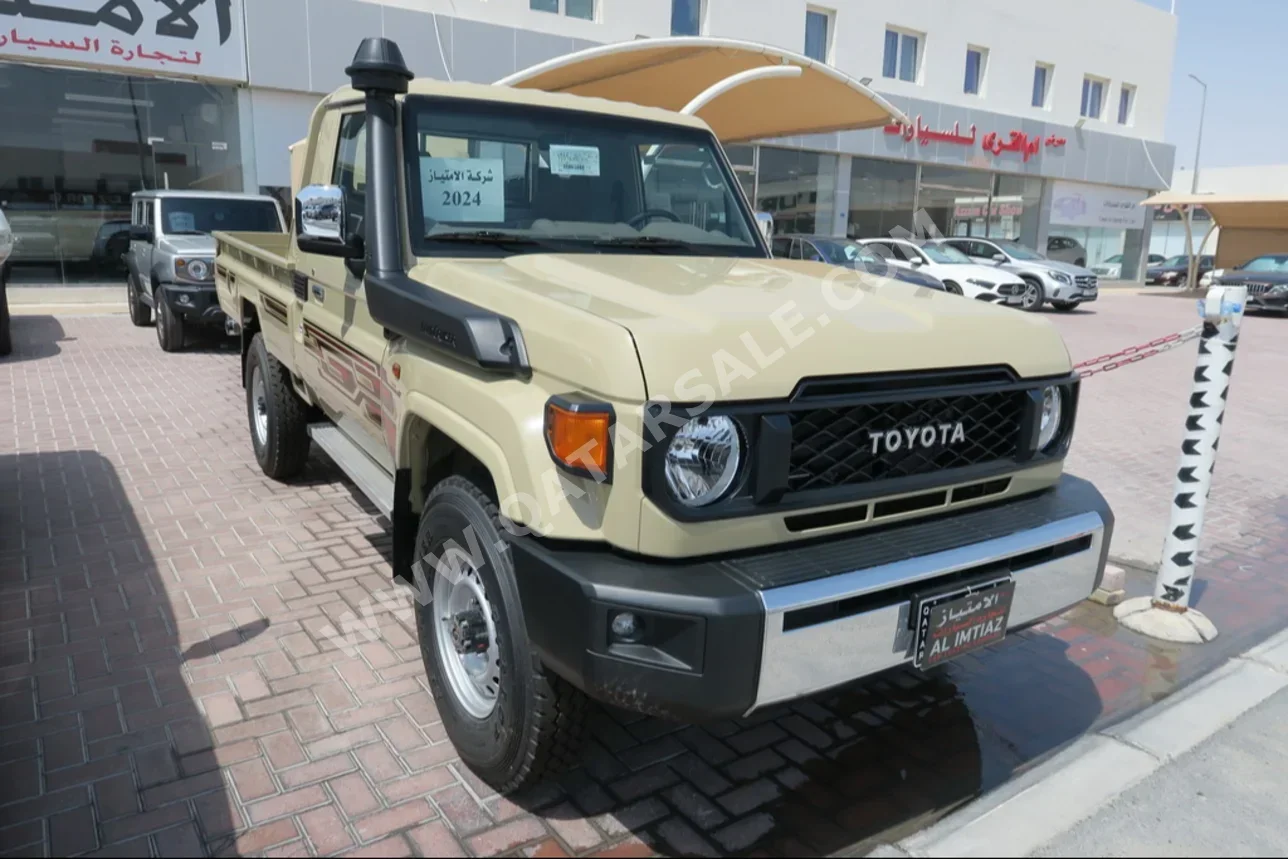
top-left (1223, 269), bottom-right (1288, 285)
top-left (1025, 258), bottom-right (1093, 277)
top-left (429, 255), bottom-right (1074, 401)
top-left (159, 235), bottom-right (216, 255)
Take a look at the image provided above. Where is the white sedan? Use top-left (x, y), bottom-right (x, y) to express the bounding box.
top-left (857, 238), bottom-right (1027, 306)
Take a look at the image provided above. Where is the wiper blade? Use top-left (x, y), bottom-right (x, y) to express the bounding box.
top-left (423, 230), bottom-right (542, 246)
top-left (593, 236), bottom-right (699, 251)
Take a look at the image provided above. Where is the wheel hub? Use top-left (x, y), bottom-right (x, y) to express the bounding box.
top-left (450, 608), bottom-right (490, 655)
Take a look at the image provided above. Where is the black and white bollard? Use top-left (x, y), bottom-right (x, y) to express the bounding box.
top-left (1115, 285), bottom-right (1247, 643)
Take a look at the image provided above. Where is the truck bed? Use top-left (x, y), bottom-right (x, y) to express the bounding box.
top-left (214, 231), bottom-right (293, 271)
top-left (214, 231), bottom-right (297, 357)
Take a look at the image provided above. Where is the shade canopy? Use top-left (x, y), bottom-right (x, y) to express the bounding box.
top-left (1143, 191), bottom-right (1288, 230)
top-left (497, 37), bottom-right (908, 143)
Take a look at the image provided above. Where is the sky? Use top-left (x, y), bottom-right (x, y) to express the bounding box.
top-left (1157, 0), bottom-right (1287, 170)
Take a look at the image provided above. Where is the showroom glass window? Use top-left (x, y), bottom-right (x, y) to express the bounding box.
top-left (917, 166), bottom-right (993, 239)
top-left (0, 64), bottom-right (242, 285)
top-left (755, 146), bottom-right (838, 236)
top-left (883, 28), bottom-right (919, 82)
top-left (991, 175), bottom-right (1043, 246)
top-left (671, 0), bottom-right (702, 35)
top-left (847, 157), bottom-right (915, 239)
top-left (804, 9), bottom-right (830, 62)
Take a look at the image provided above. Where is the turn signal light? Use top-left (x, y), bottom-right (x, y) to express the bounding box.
top-left (544, 400), bottom-right (613, 481)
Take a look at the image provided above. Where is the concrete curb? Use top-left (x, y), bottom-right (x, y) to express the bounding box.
top-left (875, 625), bottom-right (1288, 858)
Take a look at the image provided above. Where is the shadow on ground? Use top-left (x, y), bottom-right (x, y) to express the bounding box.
top-left (1, 315), bottom-right (73, 362)
top-left (0, 451), bottom-right (242, 855)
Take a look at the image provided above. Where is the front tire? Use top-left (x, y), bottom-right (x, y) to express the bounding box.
top-left (942, 280), bottom-right (964, 296)
top-left (245, 333), bottom-right (311, 479)
top-left (1019, 278), bottom-right (1046, 311)
top-left (416, 476), bottom-right (587, 793)
top-left (155, 290), bottom-right (185, 352)
top-left (127, 274), bottom-right (152, 327)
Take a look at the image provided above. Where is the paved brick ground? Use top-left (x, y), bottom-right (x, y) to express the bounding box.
top-left (2, 300), bottom-right (1286, 858)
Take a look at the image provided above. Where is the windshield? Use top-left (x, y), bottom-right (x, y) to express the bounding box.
top-left (1242, 254), bottom-right (1288, 273)
top-left (159, 199), bottom-right (282, 235)
top-left (1162, 255), bottom-right (1188, 266)
top-left (922, 244), bottom-right (971, 264)
top-left (812, 238), bottom-right (876, 265)
top-left (994, 241), bottom-right (1046, 261)
top-left (1104, 254), bottom-right (1123, 264)
top-left (403, 97), bottom-right (762, 258)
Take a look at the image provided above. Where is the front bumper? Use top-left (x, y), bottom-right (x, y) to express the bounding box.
top-left (158, 282), bottom-right (225, 325)
top-left (1247, 293), bottom-right (1288, 312)
top-left (1047, 280), bottom-right (1098, 302)
top-left (510, 474), bottom-right (1113, 722)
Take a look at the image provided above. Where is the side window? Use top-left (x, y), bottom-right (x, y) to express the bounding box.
top-left (789, 240), bottom-right (803, 260)
top-left (969, 241), bottom-right (994, 258)
top-left (142, 202), bottom-right (154, 228)
top-left (332, 113), bottom-right (368, 240)
top-left (771, 237), bottom-right (792, 258)
top-left (889, 243), bottom-right (919, 262)
top-left (866, 242), bottom-right (896, 260)
top-left (802, 242), bottom-right (825, 263)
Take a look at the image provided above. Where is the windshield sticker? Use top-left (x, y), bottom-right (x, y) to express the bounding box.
top-left (167, 211), bottom-right (196, 233)
top-left (548, 145), bottom-right (601, 178)
top-left (421, 157), bottom-right (505, 223)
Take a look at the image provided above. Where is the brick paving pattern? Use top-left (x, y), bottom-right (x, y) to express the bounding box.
top-left (2, 298), bottom-right (1286, 857)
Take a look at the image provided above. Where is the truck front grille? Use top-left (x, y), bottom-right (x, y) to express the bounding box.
top-left (787, 390), bottom-right (1027, 492)
top-left (1243, 282), bottom-right (1274, 295)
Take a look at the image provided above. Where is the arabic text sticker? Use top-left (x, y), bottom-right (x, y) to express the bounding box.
top-left (167, 211), bottom-right (196, 233)
top-left (421, 157), bottom-right (505, 223)
top-left (548, 145), bottom-right (601, 178)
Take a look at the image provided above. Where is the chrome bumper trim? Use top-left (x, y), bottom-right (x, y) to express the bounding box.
top-left (751, 511), bottom-right (1105, 711)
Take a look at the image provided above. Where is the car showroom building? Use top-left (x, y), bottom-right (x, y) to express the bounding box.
top-left (0, 0), bottom-right (1177, 284)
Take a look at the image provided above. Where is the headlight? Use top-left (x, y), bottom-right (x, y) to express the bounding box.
top-left (177, 258), bottom-right (213, 281)
top-left (665, 416), bottom-right (742, 507)
top-left (966, 278), bottom-right (993, 288)
top-left (1049, 271), bottom-right (1072, 284)
top-left (1271, 284), bottom-right (1288, 295)
top-left (1211, 269), bottom-right (1225, 283)
top-left (1038, 386), bottom-right (1063, 450)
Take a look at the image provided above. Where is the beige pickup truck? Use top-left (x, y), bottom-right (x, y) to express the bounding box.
top-left (216, 37), bottom-right (1114, 792)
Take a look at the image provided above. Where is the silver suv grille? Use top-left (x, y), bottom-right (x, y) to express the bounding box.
top-left (1075, 275), bottom-right (1098, 289)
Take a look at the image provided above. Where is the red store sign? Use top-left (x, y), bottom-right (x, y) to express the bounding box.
top-left (883, 115), bottom-right (1067, 163)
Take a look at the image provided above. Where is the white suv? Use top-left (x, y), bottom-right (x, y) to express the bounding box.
top-left (932, 238), bottom-right (1099, 312)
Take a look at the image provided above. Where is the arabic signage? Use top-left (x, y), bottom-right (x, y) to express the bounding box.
top-left (884, 115), bottom-right (1067, 163)
top-left (1049, 180), bottom-right (1148, 229)
top-left (421, 158), bottom-right (505, 224)
top-left (0, 0), bottom-right (246, 82)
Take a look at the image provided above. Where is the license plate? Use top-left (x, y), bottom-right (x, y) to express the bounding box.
top-left (914, 579), bottom-right (1015, 669)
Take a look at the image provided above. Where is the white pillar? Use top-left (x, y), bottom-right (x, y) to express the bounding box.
top-left (1115, 285), bottom-right (1248, 643)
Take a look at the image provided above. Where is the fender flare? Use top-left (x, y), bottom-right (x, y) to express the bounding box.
top-left (399, 391), bottom-right (522, 508)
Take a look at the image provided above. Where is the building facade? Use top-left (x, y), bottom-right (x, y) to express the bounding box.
top-left (0, 0), bottom-right (1178, 284)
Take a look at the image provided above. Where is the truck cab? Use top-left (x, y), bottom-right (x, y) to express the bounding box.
top-left (215, 37), bottom-right (1113, 794)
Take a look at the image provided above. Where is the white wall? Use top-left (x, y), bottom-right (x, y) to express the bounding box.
top-left (249, 91), bottom-right (326, 189)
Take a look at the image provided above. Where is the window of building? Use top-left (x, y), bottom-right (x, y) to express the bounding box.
top-left (1081, 76), bottom-right (1106, 119)
top-left (847, 157), bottom-right (915, 239)
top-left (1117, 84), bottom-right (1135, 125)
top-left (804, 8), bottom-right (832, 63)
top-left (530, 0), bottom-right (592, 20)
top-left (964, 46), bottom-right (987, 95)
top-left (882, 28), bottom-right (921, 83)
top-left (671, 0), bottom-right (702, 36)
top-left (1032, 63), bottom-right (1052, 108)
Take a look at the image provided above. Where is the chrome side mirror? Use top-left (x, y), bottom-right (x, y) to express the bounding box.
top-left (992, 253), bottom-right (1007, 263)
top-left (296, 184), bottom-right (345, 243)
top-left (754, 211), bottom-right (774, 241)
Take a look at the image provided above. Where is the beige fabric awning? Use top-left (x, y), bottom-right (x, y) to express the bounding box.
top-left (1143, 191), bottom-right (1288, 230)
top-left (497, 37), bottom-right (909, 143)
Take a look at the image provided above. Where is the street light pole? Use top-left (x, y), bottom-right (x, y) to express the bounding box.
top-left (1185, 74), bottom-right (1208, 291)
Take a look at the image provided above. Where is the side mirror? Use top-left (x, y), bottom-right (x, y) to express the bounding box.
top-left (130, 224), bottom-right (154, 243)
top-left (908, 258), bottom-right (924, 267)
top-left (296, 184), bottom-right (360, 258)
top-left (992, 253), bottom-right (1007, 263)
top-left (754, 211), bottom-right (774, 242)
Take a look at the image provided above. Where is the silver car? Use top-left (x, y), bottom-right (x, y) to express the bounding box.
top-left (932, 238), bottom-right (1099, 312)
top-left (124, 190), bottom-right (285, 352)
top-left (0, 206), bottom-right (13, 356)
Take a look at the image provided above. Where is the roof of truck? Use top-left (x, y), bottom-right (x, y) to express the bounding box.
top-left (324, 79), bottom-right (711, 131)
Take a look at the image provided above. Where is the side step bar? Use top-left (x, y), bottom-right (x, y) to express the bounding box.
top-left (308, 423), bottom-right (394, 518)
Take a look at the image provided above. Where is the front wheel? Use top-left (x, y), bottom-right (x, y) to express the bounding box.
top-left (942, 280), bottom-right (964, 296)
top-left (155, 291), bottom-right (185, 352)
top-left (1019, 278), bottom-right (1046, 311)
top-left (1051, 301), bottom-right (1080, 312)
top-left (245, 333), bottom-right (311, 479)
top-left (416, 476), bottom-right (587, 793)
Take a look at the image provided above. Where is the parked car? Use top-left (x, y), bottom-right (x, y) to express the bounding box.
top-left (124, 191), bottom-right (286, 352)
top-left (1046, 235), bottom-right (1087, 266)
top-left (90, 220), bottom-right (133, 275)
top-left (858, 238), bottom-right (1027, 305)
top-left (1214, 253), bottom-right (1288, 314)
top-left (1092, 253), bottom-right (1166, 281)
top-left (0, 206), bottom-right (12, 356)
top-left (1146, 254), bottom-right (1215, 286)
top-left (772, 234), bottom-right (946, 291)
top-left (931, 238), bottom-right (1099, 312)
top-left (214, 36), bottom-right (1114, 793)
